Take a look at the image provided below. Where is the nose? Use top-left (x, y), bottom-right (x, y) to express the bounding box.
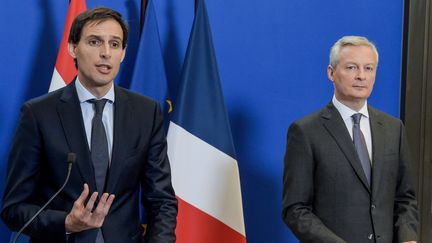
top-left (356, 68), bottom-right (366, 81)
top-left (100, 43), bottom-right (111, 59)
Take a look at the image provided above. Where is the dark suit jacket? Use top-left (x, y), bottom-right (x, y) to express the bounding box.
top-left (282, 103), bottom-right (418, 243)
top-left (1, 81), bottom-right (178, 243)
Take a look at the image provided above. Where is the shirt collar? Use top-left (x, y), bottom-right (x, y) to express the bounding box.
top-left (332, 95), bottom-right (369, 121)
top-left (75, 77), bottom-right (115, 103)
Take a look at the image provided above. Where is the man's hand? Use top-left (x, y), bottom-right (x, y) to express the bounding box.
top-left (402, 242), bottom-right (417, 243)
top-left (65, 183), bottom-right (115, 233)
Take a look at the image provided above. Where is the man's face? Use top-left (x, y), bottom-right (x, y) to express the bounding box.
top-left (327, 45), bottom-right (377, 106)
top-left (68, 19), bottom-right (126, 91)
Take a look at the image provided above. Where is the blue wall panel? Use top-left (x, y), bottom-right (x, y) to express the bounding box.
top-left (0, 0), bottom-right (404, 242)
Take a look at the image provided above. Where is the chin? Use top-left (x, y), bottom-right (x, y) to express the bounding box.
top-left (94, 77), bottom-right (114, 85)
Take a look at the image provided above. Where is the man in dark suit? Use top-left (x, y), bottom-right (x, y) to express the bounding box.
top-left (282, 36), bottom-right (419, 243)
top-left (1, 7), bottom-right (177, 243)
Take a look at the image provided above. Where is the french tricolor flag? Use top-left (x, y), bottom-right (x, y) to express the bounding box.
top-left (49, 0), bottom-right (86, 92)
top-left (167, 0), bottom-right (246, 242)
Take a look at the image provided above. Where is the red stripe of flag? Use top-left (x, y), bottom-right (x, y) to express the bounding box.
top-left (176, 197), bottom-right (246, 243)
top-left (54, 0), bottom-right (86, 85)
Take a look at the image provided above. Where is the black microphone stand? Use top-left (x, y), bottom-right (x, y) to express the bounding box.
top-left (12, 153), bottom-right (76, 243)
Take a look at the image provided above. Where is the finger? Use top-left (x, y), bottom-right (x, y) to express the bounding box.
top-left (97, 194), bottom-right (115, 225)
top-left (102, 194), bottom-right (115, 214)
top-left (90, 193), bottom-right (110, 225)
top-left (74, 184), bottom-right (89, 207)
top-left (100, 194), bottom-right (115, 213)
top-left (94, 194), bottom-right (114, 217)
top-left (83, 192), bottom-right (98, 217)
top-left (93, 193), bottom-right (109, 216)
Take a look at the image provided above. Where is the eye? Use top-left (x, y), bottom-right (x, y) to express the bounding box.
top-left (346, 65), bottom-right (357, 71)
top-left (88, 39), bottom-right (101, 46)
top-left (365, 66), bottom-right (374, 72)
top-left (110, 41), bottom-right (121, 49)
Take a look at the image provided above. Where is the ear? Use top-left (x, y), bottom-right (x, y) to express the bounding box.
top-left (120, 46), bottom-right (127, 63)
top-left (327, 65), bottom-right (335, 82)
top-left (68, 43), bottom-right (77, 59)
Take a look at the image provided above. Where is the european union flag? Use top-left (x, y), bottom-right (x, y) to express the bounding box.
top-left (130, 0), bottom-right (170, 118)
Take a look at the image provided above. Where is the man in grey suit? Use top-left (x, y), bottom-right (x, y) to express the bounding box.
top-left (282, 36), bottom-right (419, 243)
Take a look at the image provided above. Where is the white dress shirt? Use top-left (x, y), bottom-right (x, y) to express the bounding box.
top-left (332, 95), bottom-right (372, 162)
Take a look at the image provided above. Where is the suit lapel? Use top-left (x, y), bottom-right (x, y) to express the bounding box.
top-left (368, 107), bottom-right (386, 197)
top-left (105, 87), bottom-right (132, 193)
top-left (57, 81), bottom-right (97, 191)
top-left (321, 103), bottom-right (371, 192)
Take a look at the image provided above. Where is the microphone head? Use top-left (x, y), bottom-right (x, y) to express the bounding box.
top-left (67, 153), bottom-right (76, 164)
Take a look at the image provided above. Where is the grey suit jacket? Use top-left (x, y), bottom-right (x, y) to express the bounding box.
top-left (282, 103), bottom-right (418, 243)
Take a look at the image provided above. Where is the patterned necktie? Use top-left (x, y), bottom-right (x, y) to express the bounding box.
top-left (89, 99), bottom-right (109, 194)
top-left (352, 113), bottom-right (372, 185)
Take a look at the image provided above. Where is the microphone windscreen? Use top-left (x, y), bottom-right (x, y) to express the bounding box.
top-left (67, 153), bottom-right (76, 164)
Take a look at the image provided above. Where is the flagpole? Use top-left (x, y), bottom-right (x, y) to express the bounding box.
top-left (140, 0), bottom-right (148, 30)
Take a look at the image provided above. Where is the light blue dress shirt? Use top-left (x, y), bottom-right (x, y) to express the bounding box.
top-left (75, 78), bottom-right (114, 164)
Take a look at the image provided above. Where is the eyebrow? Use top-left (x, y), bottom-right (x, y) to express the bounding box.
top-left (344, 62), bottom-right (375, 66)
top-left (85, 35), bottom-right (123, 41)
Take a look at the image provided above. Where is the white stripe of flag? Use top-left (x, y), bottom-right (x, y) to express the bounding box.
top-left (168, 121), bottom-right (245, 236)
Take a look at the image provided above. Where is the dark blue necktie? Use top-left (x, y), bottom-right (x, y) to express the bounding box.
top-left (89, 99), bottom-right (109, 243)
top-left (352, 113), bottom-right (371, 185)
top-left (89, 99), bottom-right (109, 194)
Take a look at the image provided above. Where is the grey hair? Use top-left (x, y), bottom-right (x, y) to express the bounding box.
top-left (329, 36), bottom-right (379, 68)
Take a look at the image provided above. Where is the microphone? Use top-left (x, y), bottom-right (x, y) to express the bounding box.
top-left (12, 153), bottom-right (76, 243)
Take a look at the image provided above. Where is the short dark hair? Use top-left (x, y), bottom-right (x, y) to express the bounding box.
top-left (68, 7), bottom-right (128, 49)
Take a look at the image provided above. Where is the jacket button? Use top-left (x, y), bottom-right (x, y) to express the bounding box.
top-left (368, 234), bottom-right (373, 240)
top-left (371, 204), bottom-right (376, 209)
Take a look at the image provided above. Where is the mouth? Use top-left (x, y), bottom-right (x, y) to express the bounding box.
top-left (95, 64), bottom-right (112, 74)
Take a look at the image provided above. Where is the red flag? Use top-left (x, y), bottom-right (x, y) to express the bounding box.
top-left (49, 0), bottom-right (86, 92)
